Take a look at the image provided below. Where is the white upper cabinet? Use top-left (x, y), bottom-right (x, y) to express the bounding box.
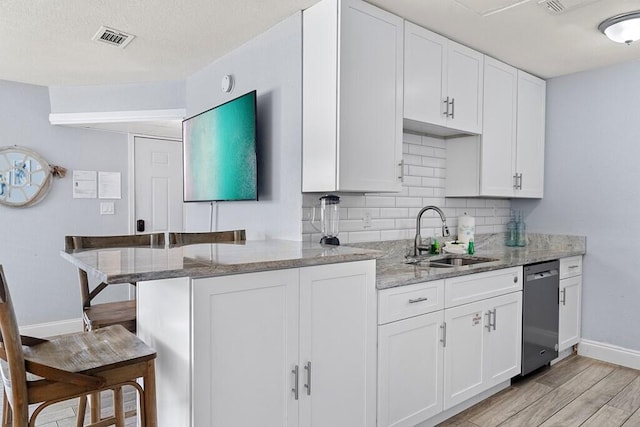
top-left (446, 58), bottom-right (546, 198)
top-left (515, 70), bottom-right (546, 198)
top-left (302, 0), bottom-right (403, 193)
top-left (480, 57), bottom-right (518, 197)
top-left (404, 21), bottom-right (483, 136)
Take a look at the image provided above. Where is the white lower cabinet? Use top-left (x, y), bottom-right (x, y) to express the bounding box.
top-left (377, 267), bottom-right (522, 427)
top-left (443, 291), bottom-right (522, 409)
top-left (559, 256), bottom-right (582, 351)
top-left (138, 260), bottom-right (377, 427)
top-left (378, 310), bottom-right (445, 427)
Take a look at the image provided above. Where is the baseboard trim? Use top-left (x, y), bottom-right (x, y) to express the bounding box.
top-left (20, 318), bottom-right (83, 338)
top-left (578, 339), bottom-right (640, 370)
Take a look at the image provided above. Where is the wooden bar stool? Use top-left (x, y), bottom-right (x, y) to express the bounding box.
top-left (0, 265), bottom-right (157, 427)
top-left (167, 229), bottom-right (246, 246)
top-left (64, 233), bottom-right (165, 333)
top-left (64, 233), bottom-right (164, 423)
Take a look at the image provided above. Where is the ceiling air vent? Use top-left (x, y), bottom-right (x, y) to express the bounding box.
top-left (92, 26), bottom-right (135, 48)
top-left (537, 0), bottom-right (601, 15)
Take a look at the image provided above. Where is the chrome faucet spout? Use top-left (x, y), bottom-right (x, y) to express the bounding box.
top-left (413, 205), bottom-right (450, 256)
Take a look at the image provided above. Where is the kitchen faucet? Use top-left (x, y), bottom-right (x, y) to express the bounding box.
top-left (414, 205), bottom-right (450, 256)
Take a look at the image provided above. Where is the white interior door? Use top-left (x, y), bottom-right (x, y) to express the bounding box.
top-left (134, 136), bottom-right (183, 234)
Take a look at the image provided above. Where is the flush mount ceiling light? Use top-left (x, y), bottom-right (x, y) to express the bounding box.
top-left (598, 11), bottom-right (640, 45)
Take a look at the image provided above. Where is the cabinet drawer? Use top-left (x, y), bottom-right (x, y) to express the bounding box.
top-left (379, 280), bottom-right (445, 325)
top-left (444, 267), bottom-right (522, 308)
top-left (560, 256), bottom-right (582, 279)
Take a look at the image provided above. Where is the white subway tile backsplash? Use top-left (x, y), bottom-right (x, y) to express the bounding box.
top-left (408, 186), bottom-right (435, 197)
top-left (379, 207), bottom-right (409, 218)
top-left (301, 133), bottom-right (512, 243)
top-left (395, 197), bottom-right (424, 208)
top-left (365, 196), bottom-right (396, 207)
top-left (445, 199), bottom-right (467, 208)
top-left (407, 143), bottom-right (434, 157)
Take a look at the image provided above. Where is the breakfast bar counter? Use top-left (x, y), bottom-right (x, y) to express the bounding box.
top-left (60, 239), bottom-right (382, 284)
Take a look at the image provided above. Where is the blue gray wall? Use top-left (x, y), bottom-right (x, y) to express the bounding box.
top-left (184, 12), bottom-right (303, 240)
top-left (0, 79), bottom-right (130, 325)
top-left (513, 59), bottom-right (640, 351)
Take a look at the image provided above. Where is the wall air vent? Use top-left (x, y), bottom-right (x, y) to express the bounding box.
top-left (537, 0), bottom-right (601, 15)
top-left (92, 26), bottom-right (135, 48)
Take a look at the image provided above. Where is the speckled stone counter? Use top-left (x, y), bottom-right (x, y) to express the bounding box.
top-left (350, 233), bottom-right (586, 290)
top-left (61, 240), bottom-right (382, 284)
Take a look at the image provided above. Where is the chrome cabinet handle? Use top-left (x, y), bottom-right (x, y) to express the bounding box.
top-left (568, 265), bottom-right (580, 269)
top-left (450, 98), bottom-right (455, 118)
top-left (485, 311), bottom-right (492, 332)
top-left (492, 308), bottom-right (497, 331)
top-left (398, 160), bottom-right (404, 182)
top-left (304, 361), bottom-right (311, 396)
top-left (408, 297), bottom-right (429, 304)
top-left (440, 322), bottom-right (447, 347)
top-left (561, 288), bottom-right (567, 306)
top-left (292, 365), bottom-right (299, 400)
top-left (513, 174), bottom-right (519, 189)
top-left (519, 173), bottom-right (523, 190)
top-left (443, 96), bottom-right (450, 117)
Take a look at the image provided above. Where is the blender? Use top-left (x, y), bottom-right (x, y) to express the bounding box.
top-left (311, 195), bottom-right (341, 245)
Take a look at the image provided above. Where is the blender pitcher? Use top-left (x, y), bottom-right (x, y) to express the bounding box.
top-left (311, 195), bottom-right (340, 245)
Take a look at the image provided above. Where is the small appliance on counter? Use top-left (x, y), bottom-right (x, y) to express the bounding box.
top-left (311, 194), bottom-right (341, 245)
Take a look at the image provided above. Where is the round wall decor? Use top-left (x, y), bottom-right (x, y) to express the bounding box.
top-left (0, 146), bottom-right (66, 208)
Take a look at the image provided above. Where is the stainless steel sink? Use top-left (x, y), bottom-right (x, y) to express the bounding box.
top-left (404, 254), bottom-right (499, 268)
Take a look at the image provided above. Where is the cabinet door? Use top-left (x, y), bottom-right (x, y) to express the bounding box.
top-left (480, 57), bottom-right (517, 197)
top-left (484, 292), bottom-right (522, 386)
top-left (559, 276), bottom-right (582, 351)
top-left (299, 260), bottom-right (377, 427)
top-left (515, 70), bottom-right (546, 198)
top-left (338, 0), bottom-right (403, 192)
top-left (404, 21), bottom-right (447, 127)
top-left (378, 311), bottom-right (444, 427)
top-left (443, 299), bottom-right (486, 410)
top-left (447, 40), bottom-right (484, 134)
top-left (192, 270), bottom-right (300, 427)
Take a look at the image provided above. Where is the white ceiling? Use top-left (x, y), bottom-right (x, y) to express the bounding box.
top-left (3, 0), bottom-right (640, 87)
top-left (4, 0), bottom-right (640, 137)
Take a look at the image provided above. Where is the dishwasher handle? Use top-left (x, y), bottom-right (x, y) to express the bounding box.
top-left (526, 269), bottom-right (559, 282)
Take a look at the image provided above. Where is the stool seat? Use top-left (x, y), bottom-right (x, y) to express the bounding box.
top-left (83, 300), bottom-right (136, 332)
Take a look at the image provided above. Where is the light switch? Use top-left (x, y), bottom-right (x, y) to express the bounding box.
top-left (100, 202), bottom-right (115, 215)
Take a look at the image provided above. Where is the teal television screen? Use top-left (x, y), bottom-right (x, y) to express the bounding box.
top-left (183, 91), bottom-right (257, 202)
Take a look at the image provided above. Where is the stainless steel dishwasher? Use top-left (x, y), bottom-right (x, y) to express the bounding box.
top-left (522, 260), bottom-right (560, 376)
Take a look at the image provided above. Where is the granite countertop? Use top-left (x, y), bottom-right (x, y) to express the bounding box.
top-left (60, 240), bottom-right (382, 284)
top-left (350, 233), bottom-right (587, 290)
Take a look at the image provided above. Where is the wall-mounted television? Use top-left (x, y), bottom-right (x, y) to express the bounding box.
top-left (183, 90), bottom-right (258, 202)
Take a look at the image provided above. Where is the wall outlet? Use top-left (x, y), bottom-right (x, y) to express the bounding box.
top-left (363, 211), bottom-right (372, 229)
top-left (100, 202), bottom-right (115, 215)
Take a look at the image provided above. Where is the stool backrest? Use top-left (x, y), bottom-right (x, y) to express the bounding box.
top-left (168, 229), bottom-right (246, 246)
top-left (64, 233), bottom-right (165, 251)
top-left (0, 265), bottom-right (30, 422)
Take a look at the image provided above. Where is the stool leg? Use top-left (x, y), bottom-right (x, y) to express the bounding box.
top-left (2, 393), bottom-right (11, 426)
top-left (76, 395), bottom-right (87, 427)
top-left (142, 360), bottom-right (157, 427)
top-left (89, 391), bottom-right (101, 423)
top-left (113, 387), bottom-right (125, 427)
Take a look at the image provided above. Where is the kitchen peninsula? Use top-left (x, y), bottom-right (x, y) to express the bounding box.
top-left (61, 234), bottom-right (586, 427)
top-left (61, 240), bottom-right (382, 427)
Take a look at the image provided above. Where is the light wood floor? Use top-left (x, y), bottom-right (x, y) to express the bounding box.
top-left (438, 355), bottom-right (640, 427)
top-left (3, 355), bottom-right (639, 426)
